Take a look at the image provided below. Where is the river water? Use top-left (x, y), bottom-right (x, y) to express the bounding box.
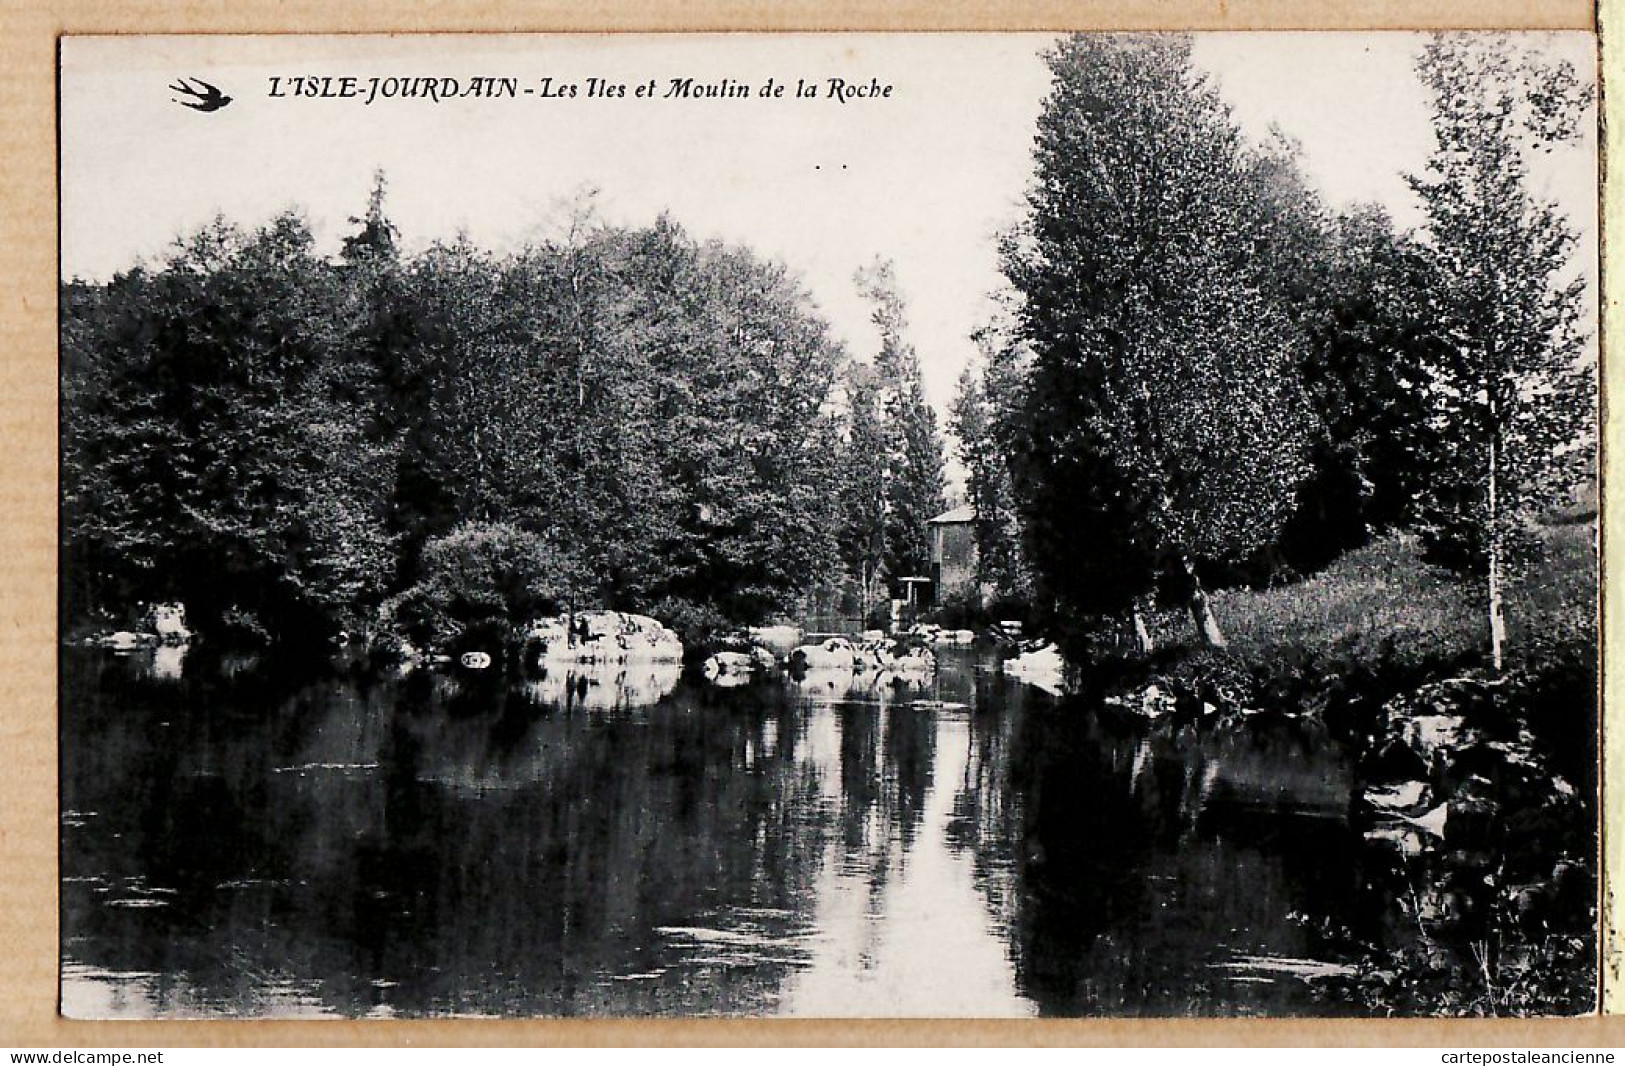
top-left (60, 643), bottom-right (1375, 1018)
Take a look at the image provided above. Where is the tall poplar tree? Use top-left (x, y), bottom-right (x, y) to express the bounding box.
top-left (854, 258), bottom-right (948, 590)
top-left (837, 361), bottom-right (892, 614)
top-left (1004, 34), bottom-right (1315, 647)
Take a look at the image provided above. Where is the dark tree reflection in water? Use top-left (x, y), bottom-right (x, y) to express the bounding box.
top-left (61, 645), bottom-right (1374, 1018)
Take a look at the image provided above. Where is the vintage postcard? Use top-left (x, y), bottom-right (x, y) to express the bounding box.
top-left (56, 30), bottom-right (1600, 1020)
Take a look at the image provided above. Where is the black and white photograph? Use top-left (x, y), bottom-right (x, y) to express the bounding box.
top-left (57, 31), bottom-right (1600, 1019)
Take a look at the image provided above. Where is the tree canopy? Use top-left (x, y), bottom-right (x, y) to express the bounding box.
top-left (62, 192), bottom-right (851, 646)
top-left (1002, 34), bottom-right (1316, 646)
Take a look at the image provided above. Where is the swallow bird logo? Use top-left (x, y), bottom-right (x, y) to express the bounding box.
top-left (170, 76), bottom-right (233, 113)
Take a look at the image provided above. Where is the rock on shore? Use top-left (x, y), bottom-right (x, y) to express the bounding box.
top-left (522, 611), bottom-right (684, 665)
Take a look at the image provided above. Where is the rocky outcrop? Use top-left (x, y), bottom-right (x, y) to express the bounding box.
top-left (1359, 675), bottom-right (1580, 861)
top-left (147, 602), bottom-right (192, 645)
top-left (787, 635), bottom-right (937, 681)
top-left (903, 623), bottom-right (977, 645)
top-left (701, 647), bottom-right (777, 687)
top-left (745, 625), bottom-right (802, 654)
top-left (1099, 650), bottom-right (1259, 721)
top-left (90, 601), bottom-right (192, 651)
top-left (99, 630), bottom-right (156, 651)
top-left (787, 636), bottom-right (857, 672)
top-left (1323, 668), bottom-right (1598, 1013)
top-left (522, 611), bottom-right (684, 665)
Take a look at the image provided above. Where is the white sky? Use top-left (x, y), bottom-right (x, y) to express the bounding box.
top-left (60, 32), bottom-right (1598, 430)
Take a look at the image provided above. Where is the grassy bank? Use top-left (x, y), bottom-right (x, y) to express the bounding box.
top-left (1146, 523), bottom-right (1596, 672)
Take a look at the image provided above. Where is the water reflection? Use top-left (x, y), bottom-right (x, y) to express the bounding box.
top-left (779, 700), bottom-right (1032, 1016)
top-left (521, 660), bottom-right (683, 713)
top-left (148, 644), bottom-right (189, 681)
top-left (61, 644), bottom-right (1371, 1018)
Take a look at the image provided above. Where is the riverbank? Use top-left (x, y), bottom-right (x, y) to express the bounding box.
top-left (1068, 524), bottom-right (1598, 1016)
top-left (59, 522), bottom-right (1598, 1016)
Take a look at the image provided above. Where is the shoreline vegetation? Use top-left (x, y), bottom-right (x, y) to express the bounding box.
top-left (1073, 523), bottom-right (1598, 1016)
top-left (61, 32), bottom-right (1597, 1017)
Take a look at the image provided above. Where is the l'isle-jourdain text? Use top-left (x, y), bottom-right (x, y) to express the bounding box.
top-left (267, 75), bottom-right (896, 106)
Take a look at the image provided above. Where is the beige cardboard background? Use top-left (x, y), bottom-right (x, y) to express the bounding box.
top-left (2, 0), bottom-right (1615, 1047)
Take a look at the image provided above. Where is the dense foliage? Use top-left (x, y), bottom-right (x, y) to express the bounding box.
top-left (976, 32), bottom-right (1593, 667)
top-left (1001, 34), bottom-right (1316, 647)
top-left (62, 189), bottom-right (852, 645)
top-left (62, 216), bottom-right (397, 639)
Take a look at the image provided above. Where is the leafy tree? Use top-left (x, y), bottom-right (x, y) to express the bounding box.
top-left (527, 207), bottom-right (680, 613)
top-left (632, 223), bottom-right (847, 623)
top-left (1179, 130), bottom-right (1453, 585)
top-left (390, 202), bottom-right (846, 633)
top-left (1406, 33), bottom-right (1593, 670)
top-left (383, 521), bottom-right (583, 649)
top-left (61, 214), bottom-right (395, 637)
top-left (1273, 207), bottom-right (1450, 574)
top-left (341, 168), bottom-right (401, 265)
top-left (1003, 33), bottom-right (1315, 648)
top-left (336, 171), bottom-right (435, 587)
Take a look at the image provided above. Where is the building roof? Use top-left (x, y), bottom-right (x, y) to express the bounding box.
top-left (927, 504), bottom-right (976, 525)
